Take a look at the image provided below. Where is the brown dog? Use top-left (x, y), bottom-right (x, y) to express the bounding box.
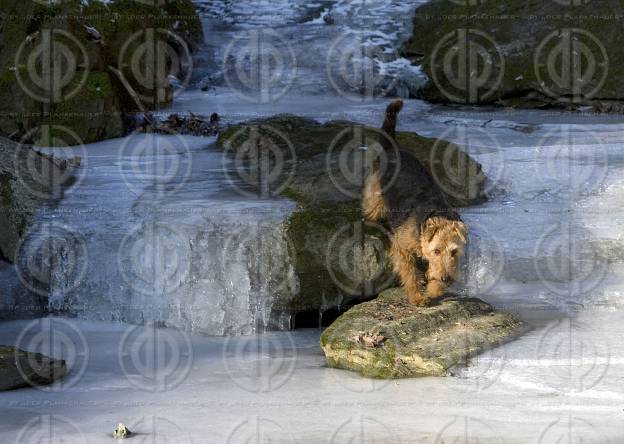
top-left (362, 100), bottom-right (467, 306)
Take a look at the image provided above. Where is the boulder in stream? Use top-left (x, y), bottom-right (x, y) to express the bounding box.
top-left (0, 136), bottom-right (80, 319)
top-left (320, 288), bottom-right (524, 378)
top-left (0, 345), bottom-right (67, 390)
top-left (0, 0), bottom-right (203, 144)
top-left (404, 0), bottom-right (624, 108)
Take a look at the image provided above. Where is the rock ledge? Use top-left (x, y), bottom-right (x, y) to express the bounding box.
top-left (320, 288), bottom-right (524, 378)
top-left (0, 346), bottom-right (67, 391)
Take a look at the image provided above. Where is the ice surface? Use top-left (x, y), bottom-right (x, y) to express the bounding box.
top-left (0, 313), bottom-right (622, 443)
top-left (193, 0), bottom-right (428, 99)
top-left (29, 135), bottom-right (296, 334)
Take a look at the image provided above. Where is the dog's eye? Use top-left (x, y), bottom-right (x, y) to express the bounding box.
top-left (451, 249), bottom-right (458, 256)
top-left (434, 249), bottom-right (441, 255)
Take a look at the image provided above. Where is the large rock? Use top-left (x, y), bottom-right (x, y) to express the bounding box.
top-left (0, 0), bottom-right (203, 144)
top-left (404, 0), bottom-right (624, 107)
top-left (0, 346), bottom-right (67, 390)
top-left (320, 288), bottom-right (524, 378)
top-left (0, 136), bottom-right (77, 318)
top-left (217, 115), bottom-right (487, 316)
top-left (0, 137), bottom-right (77, 263)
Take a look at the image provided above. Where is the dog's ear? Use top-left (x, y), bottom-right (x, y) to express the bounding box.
top-left (421, 218), bottom-right (441, 243)
top-left (452, 221), bottom-right (468, 243)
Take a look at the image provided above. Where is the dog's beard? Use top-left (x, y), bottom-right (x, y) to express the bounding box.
top-left (426, 279), bottom-right (448, 298)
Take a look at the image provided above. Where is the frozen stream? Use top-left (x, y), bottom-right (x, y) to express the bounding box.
top-left (2, 0), bottom-right (624, 441)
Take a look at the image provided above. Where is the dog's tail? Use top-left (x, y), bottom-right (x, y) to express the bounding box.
top-left (380, 99), bottom-right (403, 151)
top-left (362, 100), bottom-right (403, 222)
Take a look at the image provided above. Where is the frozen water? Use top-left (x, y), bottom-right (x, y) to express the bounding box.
top-left (0, 313), bottom-right (622, 443)
top-left (194, 0), bottom-right (428, 99)
top-left (29, 135), bottom-right (296, 334)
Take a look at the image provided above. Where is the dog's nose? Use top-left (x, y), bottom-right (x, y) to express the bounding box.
top-left (441, 275), bottom-right (451, 284)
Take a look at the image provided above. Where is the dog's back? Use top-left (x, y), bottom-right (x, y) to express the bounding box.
top-left (381, 148), bottom-right (449, 228)
top-left (366, 100), bottom-right (450, 228)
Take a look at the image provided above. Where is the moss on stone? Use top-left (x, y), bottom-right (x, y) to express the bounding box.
top-left (45, 71), bottom-right (123, 144)
top-left (0, 0), bottom-right (203, 143)
top-left (280, 196), bottom-right (367, 312)
top-left (0, 345), bottom-right (67, 391)
top-left (404, 0), bottom-right (624, 106)
top-left (320, 287), bottom-right (525, 378)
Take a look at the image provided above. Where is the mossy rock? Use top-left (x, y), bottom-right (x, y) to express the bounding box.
top-left (0, 136), bottom-right (78, 319)
top-left (217, 114), bottom-right (487, 207)
top-left (0, 136), bottom-right (73, 263)
top-left (0, 0), bottom-right (203, 144)
top-left (320, 288), bottom-right (524, 378)
top-left (46, 72), bottom-right (124, 144)
top-left (405, 0), bottom-right (624, 107)
top-left (0, 345), bottom-right (67, 390)
top-left (217, 115), bottom-right (487, 314)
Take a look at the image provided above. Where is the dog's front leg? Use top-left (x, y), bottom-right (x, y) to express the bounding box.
top-left (404, 274), bottom-right (429, 306)
top-left (390, 228), bottom-right (429, 306)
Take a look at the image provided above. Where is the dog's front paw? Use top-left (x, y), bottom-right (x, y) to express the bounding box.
top-left (406, 289), bottom-right (430, 306)
top-left (426, 280), bottom-right (447, 299)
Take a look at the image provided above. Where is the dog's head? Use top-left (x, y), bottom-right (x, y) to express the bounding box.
top-left (420, 215), bottom-right (467, 297)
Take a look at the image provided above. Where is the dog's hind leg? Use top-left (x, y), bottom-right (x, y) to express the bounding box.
top-left (389, 218), bottom-right (428, 306)
top-left (362, 170), bottom-right (388, 222)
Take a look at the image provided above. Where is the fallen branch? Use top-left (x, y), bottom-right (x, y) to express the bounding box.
top-left (107, 65), bottom-right (155, 126)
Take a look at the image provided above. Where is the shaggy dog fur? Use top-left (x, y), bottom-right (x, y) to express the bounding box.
top-left (362, 100), bottom-right (468, 306)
